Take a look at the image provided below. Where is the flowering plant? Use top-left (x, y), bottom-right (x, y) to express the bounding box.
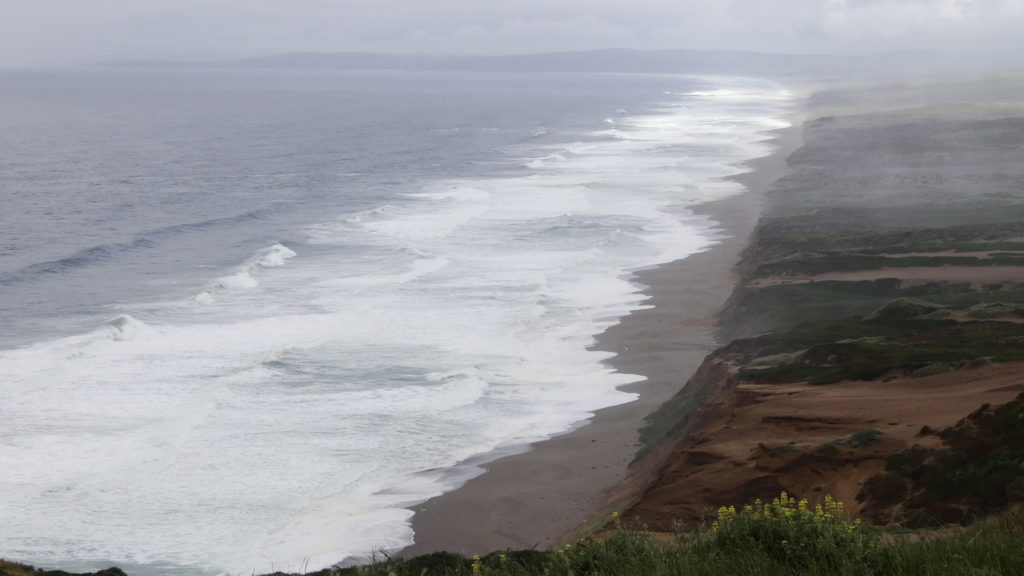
top-left (711, 492), bottom-right (877, 569)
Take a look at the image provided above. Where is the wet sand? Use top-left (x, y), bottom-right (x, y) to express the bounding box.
top-left (400, 112), bottom-right (805, 557)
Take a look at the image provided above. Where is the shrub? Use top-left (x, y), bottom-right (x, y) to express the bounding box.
top-left (818, 440), bottom-right (843, 456)
top-left (711, 492), bottom-right (878, 571)
top-left (849, 429), bottom-right (883, 447)
top-left (911, 362), bottom-right (954, 377)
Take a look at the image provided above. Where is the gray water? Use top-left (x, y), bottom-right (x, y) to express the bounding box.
top-left (0, 68), bottom-right (791, 575)
top-left (1, 69), bottom-right (680, 345)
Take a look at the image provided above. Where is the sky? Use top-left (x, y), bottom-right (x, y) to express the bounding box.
top-left (2, 0), bottom-right (1023, 68)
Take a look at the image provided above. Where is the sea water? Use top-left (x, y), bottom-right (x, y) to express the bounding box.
top-left (0, 68), bottom-right (791, 575)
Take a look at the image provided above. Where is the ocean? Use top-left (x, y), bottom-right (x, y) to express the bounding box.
top-left (0, 68), bottom-right (791, 575)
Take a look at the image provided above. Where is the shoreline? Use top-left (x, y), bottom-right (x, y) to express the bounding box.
top-left (399, 107), bottom-right (806, 558)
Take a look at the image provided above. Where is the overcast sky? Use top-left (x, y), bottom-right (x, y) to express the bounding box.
top-left (2, 0), bottom-right (1023, 68)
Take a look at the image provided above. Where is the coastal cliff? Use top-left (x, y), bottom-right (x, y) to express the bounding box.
top-left (618, 74), bottom-right (1024, 533)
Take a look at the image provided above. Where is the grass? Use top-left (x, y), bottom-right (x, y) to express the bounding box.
top-left (8, 502), bottom-right (1023, 576)
top-left (634, 381), bottom-right (706, 460)
top-left (748, 211), bottom-right (1024, 279)
top-left (875, 506), bottom-right (1024, 576)
top-left (734, 318), bottom-right (1024, 385)
top-left (634, 360), bottom-right (727, 460)
top-left (752, 211), bottom-right (1024, 267)
top-left (755, 253), bottom-right (1024, 278)
top-left (253, 494), bottom-right (1024, 576)
top-left (720, 277), bottom-right (1024, 341)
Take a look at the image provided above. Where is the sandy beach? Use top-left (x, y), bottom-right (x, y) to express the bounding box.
top-left (400, 111), bottom-right (806, 557)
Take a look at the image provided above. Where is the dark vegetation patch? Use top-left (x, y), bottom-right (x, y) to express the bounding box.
top-left (720, 279), bottom-right (1024, 341)
top-left (634, 362), bottom-right (728, 460)
top-left (754, 252), bottom-right (1024, 278)
top-left (759, 220), bottom-right (1024, 257)
top-left (0, 562), bottom-right (126, 576)
top-left (814, 430), bottom-right (885, 456)
top-left (735, 319), bottom-right (1024, 385)
top-left (858, 393), bottom-right (1024, 527)
top-left (848, 429), bottom-right (885, 448)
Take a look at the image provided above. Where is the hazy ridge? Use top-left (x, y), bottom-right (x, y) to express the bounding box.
top-left (94, 48), bottom-right (1022, 81)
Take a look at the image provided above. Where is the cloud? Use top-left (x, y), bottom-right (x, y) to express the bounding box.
top-left (819, 0), bottom-right (1024, 52)
top-left (1, 0), bottom-right (1022, 68)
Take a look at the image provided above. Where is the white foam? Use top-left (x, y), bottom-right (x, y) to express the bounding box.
top-left (406, 185), bottom-right (490, 201)
top-left (97, 314), bottom-right (153, 342)
top-left (592, 128), bottom-right (626, 139)
top-left (305, 255), bottom-right (451, 292)
top-left (194, 242), bottom-right (296, 304)
top-left (0, 76), bottom-right (794, 575)
top-left (256, 243), bottom-right (297, 267)
top-left (522, 152), bottom-right (576, 170)
top-left (344, 205), bottom-right (397, 224)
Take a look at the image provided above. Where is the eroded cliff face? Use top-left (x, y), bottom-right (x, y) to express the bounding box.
top-left (599, 356), bottom-right (733, 524)
top-left (622, 357), bottom-right (1024, 531)
top-left (615, 75), bottom-right (1024, 532)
